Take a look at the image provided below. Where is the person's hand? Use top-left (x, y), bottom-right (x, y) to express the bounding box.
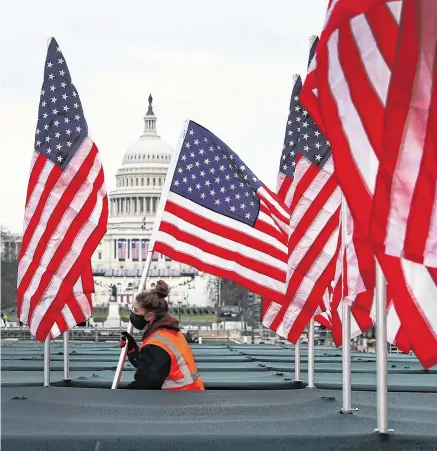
top-left (120, 331), bottom-right (138, 353)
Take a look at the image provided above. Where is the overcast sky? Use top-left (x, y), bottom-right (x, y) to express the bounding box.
top-left (0, 0), bottom-right (328, 232)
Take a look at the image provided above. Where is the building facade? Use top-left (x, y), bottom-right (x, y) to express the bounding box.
top-left (91, 95), bottom-right (196, 278)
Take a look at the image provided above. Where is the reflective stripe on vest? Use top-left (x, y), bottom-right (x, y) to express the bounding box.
top-left (152, 332), bottom-right (200, 389)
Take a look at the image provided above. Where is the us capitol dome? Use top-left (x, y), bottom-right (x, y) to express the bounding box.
top-left (91, 95), bottom-right (196, 279)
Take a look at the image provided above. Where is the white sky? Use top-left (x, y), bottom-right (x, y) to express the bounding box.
top-left (0, 0), bottom-right (328, 232)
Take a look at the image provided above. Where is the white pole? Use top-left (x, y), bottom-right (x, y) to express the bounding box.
top-left (63, 330), bottom-right (71, 381)
top-left (307, 317), bottom-right (315, 388)
top-left (111, 120), bottom-right (189, 390)
top-left (294, 337), bottom-right (301, 382)
top-left (341, 196), bottom-right (352, 413)
top-left (375, 263), bottom-right (390, 433)
top-left (44, 335), bottom-right (50, 387)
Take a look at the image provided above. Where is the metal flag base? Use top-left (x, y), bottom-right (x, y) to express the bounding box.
top-left (340, 407), bottom-right (358, 415)
top-left (374, 429), bottom-right (395, 435)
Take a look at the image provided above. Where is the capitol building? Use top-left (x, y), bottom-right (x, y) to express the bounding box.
top-left (91, 95), bottom-right (197, 280)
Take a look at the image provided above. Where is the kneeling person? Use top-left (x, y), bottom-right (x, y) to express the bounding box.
top-left (120, 280), bottom-right (205, 390)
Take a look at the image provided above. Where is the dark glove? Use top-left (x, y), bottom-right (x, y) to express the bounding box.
top-left (120, 331), bottom-right (138, 356)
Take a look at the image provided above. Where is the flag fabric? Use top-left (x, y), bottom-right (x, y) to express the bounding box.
top-left (303, 0), bottom-right (437, 367)
top-left (262, 65), bottom-right (343, 343)
top-left (17, 38), bottom-right (108, 342)
top-left (153, 120), bottom-right (291, 302)
top-left (370, 0), bottom-right (437, 267)
top-left (118, 239), bottom-right (126, 261)
top-left (141, 239), bottom-right (149, 260)
top-left (131, 239), bottom-right (139, 261)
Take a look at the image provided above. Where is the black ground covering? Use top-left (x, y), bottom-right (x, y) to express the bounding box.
top-left (2, 387), bottom-right (437, 451)
top-left (2, 341), bottom-right (437, 450)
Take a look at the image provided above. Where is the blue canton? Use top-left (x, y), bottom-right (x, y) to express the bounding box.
top-left (278, 76), bottom-right (306, 180)
top-left (34, 38), bottom-right (88, 169)
top-left (171, 121), bottom-right (262, 227)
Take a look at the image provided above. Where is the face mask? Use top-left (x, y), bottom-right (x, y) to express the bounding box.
top-left (130, 312), bottom-right (148, 331)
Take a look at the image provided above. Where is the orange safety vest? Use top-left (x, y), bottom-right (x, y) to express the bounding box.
top-left (140, 329), bottom-right (205, 391)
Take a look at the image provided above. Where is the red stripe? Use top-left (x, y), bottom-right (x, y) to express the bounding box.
top-left (338, 22), bottom-right (384, 159)
top-left (19, 164), bottom-right (63, 261)
top-left (154, 242), bottom-right (285, 303)
top-left (260, 184), bottom-right (291, 217)
top-left (350, 221), bottom-right (376, 291)
top-left (364, 4), bottom-right (398, 71)
top-left (28, 163), bottom-right (105, 329)
top-left (287, 177), bottom-right (338, 253)
top-left (316, 13), bottom-right (437, 368)
top-left (25, 154), bottom-right (46, 206)
top-left (269, 207), bottom-right (340, 332)
top-left (277, 175), bottom-right (293, 202)
top-left (18, 145), bottom-right (98, 301)
top-left (287, 232), bottom-right (341, 343)
top-left (163, 201), bottom-right (287, 262)
top-left (404, 11), bottom-right (437, 262)
top-left (370, 0), bottom-right (418, 258)
top-left (35, 185), bottom-right (108, 340)
top-left (289, 163), bottom-right (319, 215)
top-left (158, 220), bottom-right (286, 282)
top-left (258, 204), bottom-right (288, 243)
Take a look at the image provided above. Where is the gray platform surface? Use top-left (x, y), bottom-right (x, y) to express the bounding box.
top-left (2, 386), bottom-right (437, 451)
top-left (2, 341), bottom-right (437, 392)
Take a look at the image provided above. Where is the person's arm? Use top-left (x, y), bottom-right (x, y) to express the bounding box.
top-left (125, 344), bottom-right (171, 390)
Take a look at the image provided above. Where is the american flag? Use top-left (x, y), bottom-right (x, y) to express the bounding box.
top-left (17, 38), bottom-right (108, 342)
top-left (141, 239), bottom-right (149, 260)
top-left (304, 0), bottom-right (437, 368)
top-left (131, 239), bottom-right (139, 261)
top-left (118, 240), bottom-right (126, 261)
top-left (153, 120), bottom-right (291, 302)
top-left (262, 51), bottom-right (342, 342)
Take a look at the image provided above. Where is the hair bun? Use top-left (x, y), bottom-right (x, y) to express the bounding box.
top-left (154, 280), bottom-right (169, 298)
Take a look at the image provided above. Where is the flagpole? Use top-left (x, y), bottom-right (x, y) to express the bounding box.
top-left (340, 196), bottom-right (352, 414)
top-left (111, 120), bottom-right (189, 390)
top-left (63, 330), bottom-right (71, 381)
top-left (42, 36), bottom-right (54, 389)
top-left (44, 335), bottom-right (50, 386)
top-left (375, 263), bottom-right (390, 434)
top-left (294, 337), bottom-right (301, 382)
top-left (307, 317), bottom-right (315, 388)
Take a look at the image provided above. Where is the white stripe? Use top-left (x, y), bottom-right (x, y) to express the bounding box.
top-left (262, 301), bottom-right (282, 329)
top-left (166, 192), bottom-right (288, 254)
top-left (257, 208), bottom-right (283, 235)
top-left (277, 172), bottom-right (286, 193)
top-left (283, 181), bottom-right (295, 208)
top-left (50, 322), bottom-right (60, 339)
top-left (286, 157), bottom-right (341, 282)
top-left (386, 302), bottom-right (401, 345)
top-left (258, 186), bottom-right (289, 221)
top-left (19, 141), bottom-right (100, 323)
top-left (385, 19), bottom-right (437, 258)
top-left (28, 185), bottom-right (106, 334)
top-left (23, 159), bottom-right (55, 231)
top-left (401, 259), bottom-right (437, 339)
top-left (280, 226), bottom-right (340, 337)
top-left (327, 30), bottom-right (379, 194)
top-left (344, 205), bottom-right (367, 295)
top-left (18, 139), bottom-right (95, 286)
top-left (350, 14), bottom-right (390, 105)
top-left (161, 210), bottom-right (287, 271)
top-left (425, 189), bottom-right (437, 266)
top-left (387, 0), bottom-right (403, 24)
top-left (155, 230), bottom-right (287, 296)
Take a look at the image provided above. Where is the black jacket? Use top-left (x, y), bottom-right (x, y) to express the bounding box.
top-left (125, 324), bottom-right (179, 390)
